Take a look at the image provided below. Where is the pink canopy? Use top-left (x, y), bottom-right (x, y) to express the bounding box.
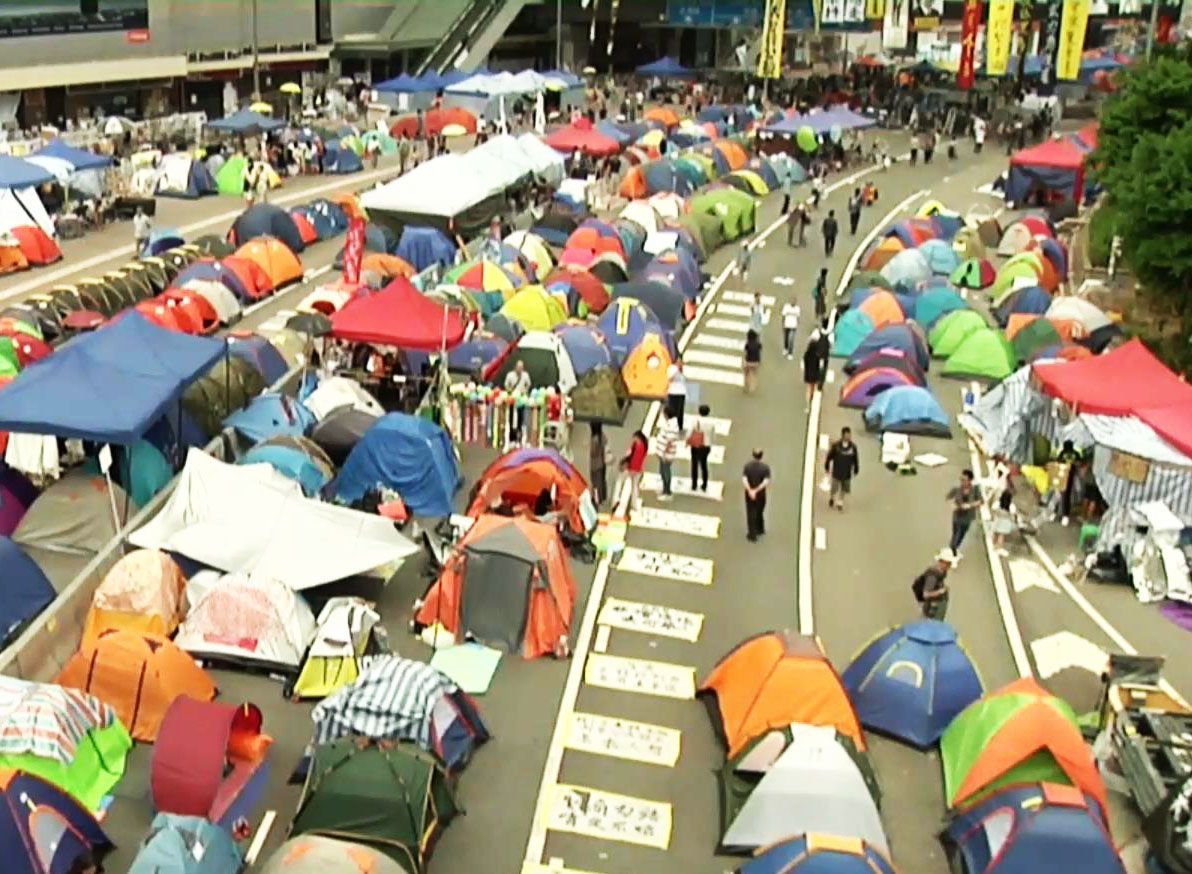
top-left (545, 118), bottom-right (621, 157)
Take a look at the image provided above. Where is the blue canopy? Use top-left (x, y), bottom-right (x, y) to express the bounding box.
top-left (225, 394), bottom-right (315, 443)
top-left (0, 312), bottom-right (226, 443)
top-left (864, 385), bottom-right (950, 437)
top-left (34, 138), bottom-right (112, 171)
top-left (0, 156), bottom-right (54, 189)
top-left (240, 444), bottom-right (330, 497)
top-left (636, 56), bottom-right (692, 77)
top-left (596, 120), bottom-right (632, 146)
top-left (208, 109), bottom-right (285, 135)
top-left (0, 537), bottom-right (53, 645)
top-left (842, 620), bottom-right (983, 748)
top-left (396, 226), bottom-right (456, 272)
top-left (333, 413), bottom-right (460, 516)
top-left (375, 73), bottom-right (428, 94)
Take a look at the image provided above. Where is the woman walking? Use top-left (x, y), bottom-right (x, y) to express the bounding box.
top-left (620, 430), bottom-right (649, 511)
top-left (743, 329), bottom-right (762, 394)
top-left (802, 328), bottom-right (825, 405)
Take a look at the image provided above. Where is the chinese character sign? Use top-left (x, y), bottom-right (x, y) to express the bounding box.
top-left (1057, 0), bottom-right (1091, 80)
top-left (343, 217), bottom-right (365, 285)
top-left (958, 0), bottom-right (983, 89)
top-left (986, 0), bottom-right (1016, 76)
top-left (1042, 0), bottom-right (1063, 83)
top-left (757, 0), bottom-right (787, 79)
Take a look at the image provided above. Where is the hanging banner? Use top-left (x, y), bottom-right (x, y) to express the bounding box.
top-left (958, 0), bottom-right (983, 89)
top-left (882, 0), bottom-right (910, 49)
top-left (1041, 0), bottom-right (1063, 84)
top-left (821, 0), bottom-right (865, 25)
top-left (1016, 0), bottom-right (1035, 80)
top-left (757, 0), bottom-right (787, 79)
top-left (986, 0), bottom-right (1016, 76)
top-left (866, 0), bottom-right (886, 19)
top-left (343, 217), bottom-right (365, 285)
top-left (1056, 0), bottom-right (1092, 80)
top-left (912, 0), bottom-right (943, 30)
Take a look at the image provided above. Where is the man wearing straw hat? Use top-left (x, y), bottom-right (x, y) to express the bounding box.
top-left (912, 549), bottom-right (955, 620)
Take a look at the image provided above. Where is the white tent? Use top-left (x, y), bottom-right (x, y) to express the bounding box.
top-left (304, 376), bottom-right (385, 421)
top-left (0, 186), bottom-right (54, 237)
top-left (516, 133), bottom-right (565, 185)
top-left (180, 278), bottom-right (243, 324)
top-left (471, 134), bottom-right (537, 185)
top-left (130, 448), bottom-right (418, 590)
top-left (360, 153), bottom-right (503, 220)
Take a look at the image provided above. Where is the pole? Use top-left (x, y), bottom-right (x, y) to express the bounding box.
top-left (556, 0), bottom-right (563, 69)
top-left (1146, 0), bottom-right (1161, 59)
top-left (251, 0), bottom-right (261, 100)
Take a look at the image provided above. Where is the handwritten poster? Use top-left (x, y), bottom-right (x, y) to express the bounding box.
top-left (547, 784), bottom-right (673, 849)
top-left (616, 546), bottom-right (716, 585)
top-left (598, 597), bottom-right (705, 642)
top-left (986, 0), bottom-right (1015, 76)
top-left (566, 712), bottom-right (682, 766)
top-left (628, 506), bottom-right (721, 538)
top-left (584, 653), bottom-right (696, 699)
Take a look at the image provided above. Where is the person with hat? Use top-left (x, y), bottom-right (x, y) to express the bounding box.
top-left (912, 550), bottom-right (954, 620)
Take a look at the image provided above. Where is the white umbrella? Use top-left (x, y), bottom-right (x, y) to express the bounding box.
top-left (103, 116), bottom-right (133, 136)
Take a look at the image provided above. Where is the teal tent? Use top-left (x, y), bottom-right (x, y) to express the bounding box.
top-left (832, 310), bottom-right (876, 358)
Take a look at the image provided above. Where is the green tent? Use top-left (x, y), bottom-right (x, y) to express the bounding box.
top-left (848, 271), bottom-right (893, 292)
top-left (0, 337), bottom-right (21, 376)
top-left (684, 152), bottom-right (718, 181)
top-left (216, 154), bottom-right (249, 196)
top-left (928, 309), bottom-right (986, 358)
top-left (690, 189), bottom-right (756, 242)
top-left (361, 130), bottom-right (398, 156)
top-left (0, 714), bottom-right (131, 811)
top-left (571, 366), bottom-right (631, 425)
top-left (183, 356), bottom-right (267, 440)
top-left (340, 134), bottom-right (365, 156)
top-left (291, 738), bottom-right (459, 873)
top-left (677, 211), bottom-right (724, 256)
top-left (950, 258), bottom-right (994, 289)
top-left (990, 261), bottom-right (1043, 305)
top-left (942, 328), bottom-right (1016, 381)
top-left (1011, 318), bottom-right (1062, 363)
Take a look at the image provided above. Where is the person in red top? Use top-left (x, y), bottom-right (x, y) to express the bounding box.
top-left (620, 430), bottom-right (649, 511)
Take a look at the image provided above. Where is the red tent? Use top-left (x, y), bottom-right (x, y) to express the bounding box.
top-left (545, 118), bottom-right (621, 157)
top-left (330, 276), bottom-right (467, 351)
top-left (1006, 137), bottom-right (1088, 205)
top-left (1033, 338), bottom-right (1192, 456)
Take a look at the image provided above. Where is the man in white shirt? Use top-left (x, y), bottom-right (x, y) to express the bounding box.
top-left (504, 360), bottom-right (532, 394)
top-left (655, 410), bottom-right (681, 501)
top-left (781, 301), bottom-right (801, 359)
top-left (665, 360), bottom-right (687, 431)
top-left (973, 117), bottom-right (986, 154)
top-left (749, 292), bottom-right (766, 334)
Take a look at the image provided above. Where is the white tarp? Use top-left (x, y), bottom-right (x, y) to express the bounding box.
top-left (471, 134), bottom-right (538, 184)
top-left (130, 449), bottom-right (418, 590)
top-left (155, 153), bottom-right (193, 195)
top-left (0, 186), bottom-right (54, 237)
top-left (360, 153), bottom-right (503, 218)
top-left (516, 133), bottom-right (565, 185)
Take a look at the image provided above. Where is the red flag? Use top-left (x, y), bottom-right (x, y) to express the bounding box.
top-left (343, 217), bottom-right (365, 285)
top-left (958, 0), bottom-right (982, 90)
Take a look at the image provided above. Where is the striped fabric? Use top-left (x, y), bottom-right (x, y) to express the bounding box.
top-left (311, 654), bottom-right (457, 749)
top-left (0, 676), bottom-right (117, 764)
top-left (1092, 444), bottom-right (1192, 550)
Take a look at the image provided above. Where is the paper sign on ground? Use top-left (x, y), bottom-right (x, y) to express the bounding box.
top-left (640, 471), bottom-right (725, 501)
top-left (629, 506), bottom-right (721, 538)
top-left (584, 653), bottom-right (696, 699)
top-left (616, 547), bottom-right (715, 585)
top-left (1008, 557), bottom-right (1059, 594)
top-left (1030, 631), bottom-right (1108, 679)
top-left (565, 711), bottom-right (682, 766)
top-left (546, 784), bottom-right (672, 850)
top-left (598, 597), bottom-right (704, 642)
top-left (723, 291), bottom-right (777, 304)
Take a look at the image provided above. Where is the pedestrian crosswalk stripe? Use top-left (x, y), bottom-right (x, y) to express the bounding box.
top-left (684, 364), bottom-right (744, 387)
top-left (814, 527), bottom-right (827, 550)
top-left (584, 653), bottom-right (696, 700)
top-left (545, 783), bottom-right (672, 850)
top-left (564, 711), bottom-right (682, 767)
top-left (629, 506), bottom-right (721, 538)
top-left (640, 471), bottom-right (724, 500)
top-left (650, 443), bottom-right (724, 465)
top-left (654, 414), bottom-right (732, 436)
top-left (691, 333), bottom-right (743, 351)
top-left (684, 348), bottom-right (742, 369)
top-left (716, 302), bottom-right (770, 323)
top-left (723, 291), bottom-right (776, 305)
top-left (598, 596), bottom-right (704, 642)
top-left (705, 317), bottom-right (752, 333)
top-left (522, 864), bottom-right (606, 874)
top-left (616, 546), bottom-right (714, 585)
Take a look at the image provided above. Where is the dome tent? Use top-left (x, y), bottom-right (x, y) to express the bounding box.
top-left (333, 414), bottom-right (460, 517)
top-left (942, 328), bottom-right (1016, 382)
top-left (863, 385), bottom-right (951, 437)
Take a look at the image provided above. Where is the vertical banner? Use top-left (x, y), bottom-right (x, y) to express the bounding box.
top-left (1056, 0), bottom-right (1092, 80)
top-left (958, 0), bottom-right (983, 89)
top-left (757, 0), bottom-right (787, 79)
top-left (985, 0), bottom-right (1015, 75)
top-left (866, 0), bottom-right (887, 20)
top-left (343, 217), bottom-right (365, 285)
top-left (1016, 0), bottom-right (1035, 80)
top-left (1041, 0), bottom-right (1063, 83)
top-left (882, 0), bottom-right (910, 49)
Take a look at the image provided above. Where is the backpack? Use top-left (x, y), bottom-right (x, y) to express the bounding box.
top-left (912, 572), bottom-right (928, 603)
top-left (687, 420), bottom-right (706, 449)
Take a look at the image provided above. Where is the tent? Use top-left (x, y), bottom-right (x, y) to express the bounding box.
top-left (308, 407), bottom-right (378, 467)
top-left (1007, 136), bottom-right (1089, 206)
top-left (293, 597), bottom-right (380, 700)
top-left (81, 548), bottom-right (186, 647)
top-left (259, 835), bottom-right (408, 874)
top-left (929, 309), bottom-right (987, 358)
top-left (182, 356), bottom-right (267, 439)
top-left (571, 366), bottom-right (632, 425)
top-left (864, 385), bottom-right (951, 437)
top-left (241, 442), bottom-right (332, 497)
top-left (720, 723), bottom-right (888, 855)
top-left (914, 287), bottom-right (968, 328)
top-left (621, 329), bottom-right (676, 399)
top-left (485, 330), bottom-right (579, 393)
top-left (0, 469), bottom-right (36, 538)
top-left (880, 248), bottom-right (932, 287)
top-left (214, 153), bottom-right (251, 196)
top-left (394, 225), bottom-right (455, 272)
top-left (1044, 296), bottom-right (1112, 333)
top-left (941, 677), bottom-right (1106, 811)
top-left (129, 813), bottom-right (242, 874)
top-left (690, 189), bottom-right (756, 241)
top-left (611, 280), bottom-right (687, 331)
top-left (231, 203), bottom-right (305, 254)
top-left (0, 537), bottom-right (53, 646)
top-left (919, 239), bottom-right (962, 275)
top-left (311, 654), bottom-right (489, 772)
top-left (304, 376), bottom-right (384, 421)
top-left (0, 676), bottom-right (132, 810)
top-left (466, 447), bottom-right (594, 536)
top-left (839, 367), bottom-right (917, 410)
top-left (832, 310), bottom-right (877, 358)
top-left (545, 268), bottom-right (610, 316)
top-left (500, 285), bottom-right (569, 332)
top-left (942, 783), bottom-right (1123, 874)
top-left (845, 324), bottom-right (930, 374)
top-left (0, 770), bottom-right (112, 873)
top-left (207, 109), bottom-right (285, 135)
top-left (233, 237), bottom-right (303, 287)
top-left (224, 393), bottom-right (314, 444)
top-left (842, 620), bottom-right (983, 749)
top-left (856, 290), bottom-right (905, 328)
top-left (544, 118), bottom-right (620, 156)
top-left (863, 237), bottom-right (905, 271)
top-left (943, 328), bottom-right (1016, 381)
top-left (322, 139), bottom-right (365, 174)
top-left (636, 56), bottom-right (693, 76)
top-left (155, 153), bottom-right (216, 198)
top-left (173, 259), bottom-right (253, 302)
top-left (416, 514), bottom-right (578, 659)
top-left (740, 835), bottom-right (896, 873)
top-left (1039, 236), bottom-right (1068, 278)
top-left (1012, 318), bottom-right (1064, 363)
top-left (699, 631), bottom-right (865, 758)
top-left (333, 413), bottom-right (460, 517)
top-left (290, 738), bottom-right (458, 873)
top-left (553, 323), bottom-right (614, 377)
top-left (56, 629), bottom-right (216, 742)
top-left (331, 277), bottom-right (466, 352)
top-left (227, 333), bottom-right (289, 383)
top-left (951, 257), bottom-right (996, 289)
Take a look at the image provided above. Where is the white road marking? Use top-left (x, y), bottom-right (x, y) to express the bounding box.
top-left (523, 864), bottom-right (605, 874)
top-left (564, 712), bottom-right (682, 767)
top-left (1007, 557), bottom-right (1060, 594)
top-left (722, 291), bottom-right (776, 305)
top-left (705, 317), bottom-right (753, 333)
top-left (598, 597), bottom-right (704, 642)
top-left (593, 624), bottom-right (611, 653)
top-left (629, 506), bottom-right (721, 538)
top-left (1030, 631), bottom-right (1109, 679)
top-left (716, 302), bottom-right (770, 323)
top-left (683, 349), bottom-right (742, 369)
top-left (650, 443), bottom-right (724, 465)
top-left (683, 364), bottom-right (745, 387)
top-left (814, 527), bottom-right (827, 550)
top-left (639, 472), bottom-right (725, 500)
top-left (691, 333), bottom-right (744, 351)
top-left (818, 433), bottom-right (829, 451)
top-left (616, 547), bottom-right (715, 586)
top-left (584, 653), bottom-right (696, 700)
top-left (545, 784), bottom-right (672, 849)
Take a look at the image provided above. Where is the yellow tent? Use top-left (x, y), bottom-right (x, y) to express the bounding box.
top-left (499, 285), bottom-right (567, 332)
top-left (731, 170), bottom-right (770, 195)
top-left (622, 332), bottom-right (674, 399)
top-left (503, 231), bottom-right (555, 277)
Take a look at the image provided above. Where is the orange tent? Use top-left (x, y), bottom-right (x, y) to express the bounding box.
top-left (56, 628), bottom-right (216, 742)
top-left (133, 300), bottom-right (187, 332)
top-left (862, 237), bottom-right (904, 271)
top-left (234, 237), bottom-right (303, 288)
top-left (644, 107), bottom-right (681, 128)
top-left (361, 252), bottom-right (415, 280)
top-left (415, 514), bottom-right (577, 659)
top-left (159, 289), bottom-right (219, 334)
top-left (10, 226), bottom-right (61, 265)
top-left (425, 106), bottom-right (478, 137)
top-left (221, 255), bottom-right (274, 299)
top-left (1005, 314), bottom-right (1081, 342)
top-left (565, 227), bottom-right (625, 260)
top-left (619, 166), bottom-right (648, 199)
top-left (82, 549), bottom-right (187, 647)
top-left (0, 243), bottom-right (28, 274)
top-left (290, 211), bottom-right (319, 246)
top-left (699, 631), bottom-right (865, 757)
top-left (622, 331), bottom-right (674, 399)
top-left (713, 140), bottom-right (749, 171)
top-left (857, 290), bottom-right (905, 327)
top-left (1035, 255), bottom-right (1060, 292)
top-left (331, 193), bottom-right (366, 221)
top-left (467, 447), bottom-right (592, 536)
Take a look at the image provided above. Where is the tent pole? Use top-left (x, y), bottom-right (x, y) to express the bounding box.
top-left (224, 339), bottom-right (231, 423)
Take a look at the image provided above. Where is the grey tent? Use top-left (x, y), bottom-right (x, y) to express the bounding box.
top-left (720, 722), bottom-right (888, 855)
top-left (311, 408), bottom-right (380, 465)
top-left (571, 367), bottom-right (631, 425)
top-left (259, 835), bottom-right (409, 874)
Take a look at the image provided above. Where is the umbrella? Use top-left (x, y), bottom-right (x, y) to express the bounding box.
top-left (280, 82), bottom-right (302, 95)
top-left (103, 116), bottom-right (133, 136)
top-left (250, 101), bottom-right (273, 113)
top-left (336, 76), bottom-right (355, 86)
top-left (286, 312), bottom-right (332, 337)
top-left (582, 66), bottom-right (597, 75)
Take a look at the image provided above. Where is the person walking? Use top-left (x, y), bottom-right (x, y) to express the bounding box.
top-left (812, 267), bottom-right (829, 323)
top-left (909, 131), bottom-right (920, 166)
top-left (781, 172), bottom-right (793, 214)
top-left (781, 299), bottom-right (801, 359)
top-left (742, 449), bottom-right (771, 542)
top-left (655, 410), bottom-right (680, 501)
top-left (743, 329), bottom-right (762, 394)
top-left (687, 403), bottom-right (712, 492)
top-left (825, 426), bottom-right (860, 510)
top-left (620, 430), bottom-right (649, 510)
top-left (821, 210), bottom-right (839, 257)
top-left (133, 207), bottom-right (151, 255)
top-left (786, 201), bottom-right (805, 247)
top-left (847, 188), bottom-right (863, 236)
top-left (735, 240), bottom-right (753, 281)
top-left (665, 359), bottom-right (687, 431)
top-left (802, 328), bottom-right (824, 404)
top-left (912, 549), bottom-right (955, 619)
top-left (810, 171), bottom-right (825, 208)
top-left (923, 129), bottom-right (936, 164)
top-left (946, 468), bottom-right (983, 555)
top-left (749, 292), bottom-right (766, 334)
top-left (973, 116), bottom-right (986, 154)
top-left (589, 422), bottom-right (609, 507)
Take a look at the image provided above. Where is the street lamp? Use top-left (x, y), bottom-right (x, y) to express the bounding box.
top-left (251, 0), bottom-right (261, 100)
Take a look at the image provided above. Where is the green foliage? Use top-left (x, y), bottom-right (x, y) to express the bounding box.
top-left (1086, 202), bottom-right (1118, 268)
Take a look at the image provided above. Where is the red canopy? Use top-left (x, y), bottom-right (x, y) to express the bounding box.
top-left (1010, 136), bottom-right (1086, 171)
top-left (1033, 338), bottom-right (1192, 456)
top-left (330, 276), bottom-right (467, 351)
top-left (545, 118), bottom-right (621, 157)
top-left (1074, 122), bottom-right (1098, 150)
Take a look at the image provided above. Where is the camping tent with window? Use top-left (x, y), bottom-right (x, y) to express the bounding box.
top-left (484, 330), bottom-right (579, 393)
top-left (416, 514), bottom-right (578, 659)
top-left (0, 537), bottom-right (53, 647)
top-left (914, 287), bottom-right (968, 329)
top-left (1007, 136), bottom-right (1090, 206)
top-left (740, 835), bottom-right (896, 873)
top-left (155, 153), bottom-right (217, 198)
top-left (611, 280), bottom-right (688, 331)
top-left (466, 447), bottom-right (595, 536)
top-left (864, 385), bottom-right (951, 437)
top-left (832, 310), bottom-right (877, 359)
top-left (596, 297), bottom-right (676, 368)
top-left (81, 548), bottom-right (187, 647)
top-left (293, 597), bottom-right (380, 700)
top-left (129, 813), bottom-right (242, 874)
top-left (233, 237), bottom-right (303, 286)
top-left (0, 770), bottom-right (112, 873)
top-left (240, 440), bottom-right (333, 497)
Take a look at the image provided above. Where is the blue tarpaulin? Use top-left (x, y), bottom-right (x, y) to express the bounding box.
top-left (375, 73), bottom-right (428, 94)
top-left (0, 537), bottom-right (53, 645)
top-left (0, 312), bottom-right (226, 443)
top-left (0, 156), bottom-right (54, 189)
top-left (34, 138), bottom-right (112, 171)
top-left (207, 109), bottom-right (285, 135)
top-left (333, 414), bottom-right (461, 516)
top-left (636, 56), bottom-right (693, 77)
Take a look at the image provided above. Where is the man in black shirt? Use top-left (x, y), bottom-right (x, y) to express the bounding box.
top-left (742, 449), bottom-right (771, 543)
top-left (821, 209), bottom-right (839, 256)
top-left (825, 427), bottom-right (859, 511)
top-left (847, 188), bottom-right (863, 236)
top-left (912, 549), bottom-right (955, 619)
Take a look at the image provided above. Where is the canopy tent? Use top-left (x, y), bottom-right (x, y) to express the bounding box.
top-left (544, 118), bottom-right (621, 157)
top-left (131, 448), bottom-right (418, 590)
top-left (330, 277), bottom-right (466, 352)
top-left (0, 156), bottom-right (54, 190)
top-left (361, 153), bottom-right (504, 224)
top-left (636, 56), bottom-right (693, 76)
top-left (207, 109), bottom-right (285, 135)
top-left (864, 385), bottom-right (951, 437)
top-left (33, 138), bottom-right (112, 171)
top-left (1007, 136), bottom-right (1089, 206)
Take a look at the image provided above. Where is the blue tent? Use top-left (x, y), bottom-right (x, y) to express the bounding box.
top-left (226, 394), bottom-right (315, 443)
top-left (640, 160), bottom-right (694, 197)
top-left (322, 140), bottom-right (364, 175)
top-left (931, 214), bottom-right (964, 241)
top-left (333, 413), bottom-right (460, 516)
top-left (447, 333), bottom-right (508, 374)
top-left (207, 109), bottom-right (285, 135)
top-left (144, 229), bottom-right (185, 256)
top-left (0, 771), bottom-right (111, 871)
top-left (374, 73), bottom-right (426, 93)
top-left (740, 834), bottom-right (896, 873)
top-left (228, 334), bottom-right (288, 384)
top-left (307, 199), bottom-right (349, 236)
top-left (636, 56), bottom-right (692, 77)
top-left (610, 281), bottom-right (686, 332)
top-left (240, 444), bottom-right (330, 497)
top-left (1038, 237), bottom-right (1068, 278)
top-left (0, 313), bottom-right (225, 444)
top-left (997, 285), bottom-right (1051, 326)
top-left (554, 324), bottom-right (613, 376)
top-left (864, 385), bottom-right (950, 437)
top-left (0, 156), bottom-right (54, 190)
top-left (232, 203), bottom-right (305, 253)
top-left (745, 158), bottom-right (779, 190)
top-left (596, 120), bottom-right (632, 145)
top-left (129, 813), bottom-right (242, 874)
top-left (942, 784), bottom-right (1121, 874)
top-left (846, 324), bottom-right (930, 373)
top-left (914, 287), bottom-right (968, 329)
top-left (842, 620), bottom-right (983, 749)
top-left (397, 226), bottom-right (456, 272)
top-left (831, 310), bottom-right (876, 358)
top-left (918, 239), bottom-right (962, 276)
top-left (172, 260), bottom-right (250, 302)
top-left (638, 257), bottom-right (700, 300)
top-left (0, 537), bottom-right (53, 644)
top-left (34, 138), bottom-right (112, 171)
top-left (596, 299), bottom-right (674, 367)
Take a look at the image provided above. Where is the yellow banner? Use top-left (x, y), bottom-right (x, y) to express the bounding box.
top-left (1057, 0), bottom-right (1091, 80)
top-left (866, 0), bottom-right (886, 20)
top-left (986, 0), bottom-right (1016, 76)
top-left (757, 0), bottom-right (787, 79)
